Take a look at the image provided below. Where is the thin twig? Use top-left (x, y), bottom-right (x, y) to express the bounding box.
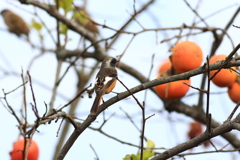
top-left (126, 10), bottom-right (145, 30)
top-left (208, 139), bottom-right (218, 151)
top-left (205, 56), bottom-right (211, 133)
top-left (4, 81), bottom-right (28, 95)
top-left (33, 7), bottom-right (56, 44)
top-left (118, 34), bottom-right (136, 62)
top-left (21, 68), bottom-right (28, 135)
top-left (108, 0), bottom-right (156, 49)
top-left (224, 102), bottom-right (240, 123)
top-left (57, 84), bottom-right (91, 111)
top-left (89, 125), bottom-right (165, 150)
top-left (56, 118), bottom-right (65, 137)
top-left (220, 143), bottom-right (229, 150)
top-left (143, 54), bottom-right (155, 105)
top-left (140, 101), bottom-right (146, 160)
top-left (120, 107), bottom-right (141, 132)
top-left (116, 77), bottom-right (144, 109)
top-left (195, 4), bottom-right (238, 24)
top-left (183, 82), bottom-right (208, 93)
top-left (161, 31), bottom-right (203, 43)
top-left (23, 137), bottom-right (30, 160)
top-left (183, 0), bottom-right (209, 27)
top-left (145, 113), bottom-right (155, 121)
top-left (90, 144), bottom-right (100, 160)
top-left (27, 71), bottom-right (39, 118)
top-left (233, 25), bottom-right (240, 28)
top-left (186, 0), bottom-right (202, 39)
top-left (177, 148), bottom-right (240, 157)
top-left (1, 88), bottom-right (22, 126)
top-left (49, 60), bottom-right (63, 111)
top-left (174, 23), bottom-right (185, 47)
top-left (56, 0), bottom-right (61, 47)
top-left (99, 112), bottom-right (115, 130)
top-left (133, 0), bottom-right (137, 15)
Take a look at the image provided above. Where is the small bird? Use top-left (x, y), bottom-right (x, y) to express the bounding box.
top-left (90, 57), bottom-right (119, 113)
top-left (1, 9), bottom-right (29, 37)
top-left (72, 7), bottom-right (99, 35)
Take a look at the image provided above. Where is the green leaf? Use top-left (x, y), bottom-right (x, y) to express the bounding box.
top-left (72, 8), bottom-right (90, 24)
top-left (39, 33), bottom-right (44, 42)
top-left (123, 140), bottom-right (156, 160)
top-left (146, 139), bottom-right (155, 149)
top-left (144, 150), bottom-right (155, 160)
top-left (55, 0), bottom-right (74, 13)
top-left (137, 150), bottom-right (155, 160)
top-left (31, 19), bottom-right (43, 31)
top-left (59, 23), bottom-right (68, 35)
top-left (123, 154), bottom-right (139, 160)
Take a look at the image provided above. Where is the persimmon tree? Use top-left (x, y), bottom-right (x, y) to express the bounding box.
top-left (1, 0), bottom-right (240, 160)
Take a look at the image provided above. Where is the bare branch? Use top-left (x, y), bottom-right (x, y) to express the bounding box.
top-left (151, 119), bottom-right (240, 160)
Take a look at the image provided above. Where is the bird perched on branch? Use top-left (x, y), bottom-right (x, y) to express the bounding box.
top-left (1, 9), bottom-right (29, 37)
top-left (90, 57), bottom-right (119, 113)
top-left (72, 7), bottom-right (99, 35)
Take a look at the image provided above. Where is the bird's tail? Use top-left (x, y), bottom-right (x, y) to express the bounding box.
top-left (90, 95), bottom-right (102, 113)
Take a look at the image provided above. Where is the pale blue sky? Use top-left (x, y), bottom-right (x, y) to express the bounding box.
top-left (0, 0), bottom-right (240, 160)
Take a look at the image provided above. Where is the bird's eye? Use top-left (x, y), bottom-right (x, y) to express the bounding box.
top-left (111, 58), bottom-right (117, 63)
top-left (110, 58), bottom-right (117, 66)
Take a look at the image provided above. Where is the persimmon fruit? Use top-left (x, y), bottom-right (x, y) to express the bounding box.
top-left (228, 82), bottom-right (240, 103)
top-left (158, 59), bottom-right (172, 74)
top-left (187, 121), bottom-right (209, 147)
top-left (10, 138), bottom-right (39, 160)
top-left (188, 121), bottom-right (202, 139)
top-left (155, 76), bottom-right (190, 100)
top-left (209, 54), bottom-right (237, 87)
top-left (171, 41), bottom-right (203, 73)
top-left (155, 60), bottom-right (190, 100)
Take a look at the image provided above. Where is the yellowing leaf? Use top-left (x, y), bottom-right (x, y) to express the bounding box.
top-left (137, 150), bottom-right (155, 160)
top-left (71, 7), bottom-right (99, 34)
top-left (123, 154), bottom-right (139, 160)
top-left (31, 19), bottom-right (42, 31)
top-left (55, 0), bottom-right (74, 13)
top-left (146, 139), bottom-right (155, 149)
top-left (72, 9), bottom-right (90, 24)
top-left (60, 23), bottom-right (68, 34)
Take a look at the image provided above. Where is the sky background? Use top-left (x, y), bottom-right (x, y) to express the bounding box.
top-left (0, 0), bottom-right (240, 160)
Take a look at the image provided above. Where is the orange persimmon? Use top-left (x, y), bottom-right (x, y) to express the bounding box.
top-left (158, 59), bottom-right (172, 74)
top-left (188, 121), bottom-right (202, 139)
top-left (228, 82), bottom-right (240, 103)
top-left (10, 138), bottom-right (39, 160)
top-left (209, 54), bottom-right (237, 87)
top-left (155, 76), bottom-right (190, 100)
top-left (156, 59), bottom-right (190, 100)
top-left (171, 41), bottom-right (203, 73)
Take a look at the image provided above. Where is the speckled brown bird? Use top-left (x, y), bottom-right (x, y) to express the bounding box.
top-left (1, 9), bottom-right (29, 37)
top-left (90, 57), bottom-right (118, 113)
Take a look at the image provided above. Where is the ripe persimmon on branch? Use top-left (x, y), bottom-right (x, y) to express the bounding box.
top-left (56, 43), bottom-right (240, 159)
top-left (1, 0), bottom-right (240, 160)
